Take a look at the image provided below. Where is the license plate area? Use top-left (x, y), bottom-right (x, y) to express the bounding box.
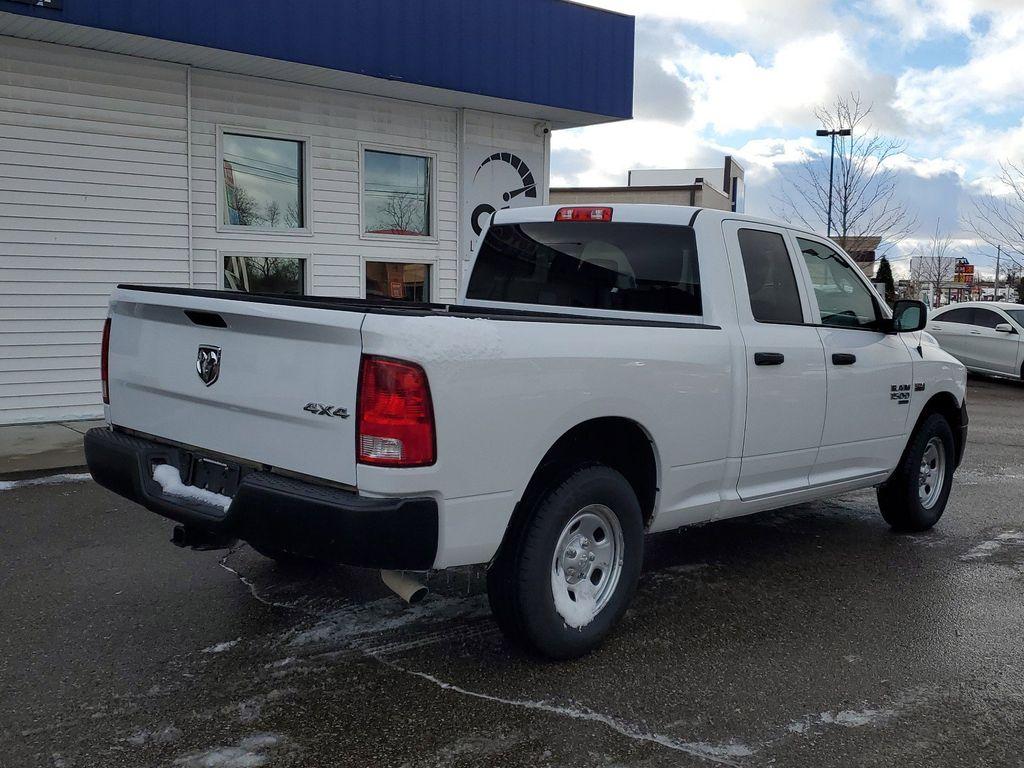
top-left (184, 454), bottom-right (242, 497)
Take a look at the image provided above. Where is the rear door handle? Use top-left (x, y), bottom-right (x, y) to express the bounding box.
top-left (832, 353), bottom-right (857, 365)
top-left (754, 352), bottom-right (785, 366)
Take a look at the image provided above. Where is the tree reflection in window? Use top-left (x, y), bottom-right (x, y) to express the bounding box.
top-left (222, 133), bottom-right (304, 229)
top-left (223, 256), bottom-right (305, 295)
top-left (363, 150), bottom-right (431, 236)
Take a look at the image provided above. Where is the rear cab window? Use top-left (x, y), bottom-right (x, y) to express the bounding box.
top-left (466, 222), bottom-right (702, 317)
top-left (934, 308), bottom-right (974, 324)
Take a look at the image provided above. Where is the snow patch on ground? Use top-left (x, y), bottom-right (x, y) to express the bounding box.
top-left (152, 464), bottom-right (231, 511)
top-left (0, 472), bottom-right (92, 491)
top-left (374, 655), bottom-right (753, 765)
top-left (961, 530), bottom-right (1024, 561)
top-left (551, 564), bottom-right (599, 630)
top-left (173, 734), bottom-right (282, 768)
top-left (201, 639), bottom-right (239, 654)
top-left (787, 707), bottom-right (896, 734)
top-left (286, 594), bottom-right (490, 648)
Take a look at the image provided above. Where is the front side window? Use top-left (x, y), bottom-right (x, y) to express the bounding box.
top-left (797, 238), bottom-right (879, 329)
top-left (222, 133), bottom-right (304, 229)
top-left (223, 255), bottom-right (305, 295)
top-left (363, 150), bottom-right (431, 237)
top-left (365, 261), bottom-right (430, 302)
top-left (737, 229), bottom-right (803, 324)
top-left (1005, 309), bottom-right (1024, 327)
top-left (972, 308), bottom-right (1004, 329)
top-left (466, 222), bottom-right (701, 316)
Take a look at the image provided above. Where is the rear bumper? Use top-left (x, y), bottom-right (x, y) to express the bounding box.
top-left (84, 428), bottom-right (438, 570)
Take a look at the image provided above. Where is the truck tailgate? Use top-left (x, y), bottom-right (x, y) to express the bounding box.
top-left (106, 288), bottom-right (363, 487)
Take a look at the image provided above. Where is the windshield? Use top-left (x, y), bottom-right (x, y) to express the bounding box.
top-left (1006, 309), bottom-right (1024, 327)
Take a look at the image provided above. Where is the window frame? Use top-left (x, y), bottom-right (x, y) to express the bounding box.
top-left (216, 126), bottom-right (314, 237)
top-left (787, 231), bottom-right (889, 332)
top-left (217, 250), bottom-right (313, 295)
top-left (359, 142), bottom-right (439, 246)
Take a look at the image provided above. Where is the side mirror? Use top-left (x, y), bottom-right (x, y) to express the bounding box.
top-left (890, 299), bottom-right (927, 333)
top-left (995, 323), bottom-right (1016, 334)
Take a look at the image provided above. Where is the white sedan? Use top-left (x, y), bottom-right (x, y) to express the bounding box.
top-left (928, 301), bottom-right (1024, 380)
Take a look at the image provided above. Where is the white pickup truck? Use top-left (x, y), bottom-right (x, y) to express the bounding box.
top-left (86, 204), bottom-right (968, 659)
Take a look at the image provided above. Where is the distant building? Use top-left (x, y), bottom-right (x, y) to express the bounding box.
top-left (550, 156), bottom-right (744, 213)
top-left (834, 236), bottom-right (882, 278)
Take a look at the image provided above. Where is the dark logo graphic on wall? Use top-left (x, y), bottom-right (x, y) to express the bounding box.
top-left (470, 153), bottom-right (537, 236)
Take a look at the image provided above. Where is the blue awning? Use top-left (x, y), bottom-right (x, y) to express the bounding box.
top-left (0, 0), bottom-right (634, 123)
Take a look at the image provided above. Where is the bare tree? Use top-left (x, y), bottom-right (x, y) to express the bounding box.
top-left (285, 201), bottom-right (301, 228)
top-left (963, 160), bottom-right (1024, 276)
top-left (774, 93), bottom-right (916, 254)
top-left (229, 185), bottom-right (264, 227)
top-left (909, 220), bottom-right (956, 304)
top-left (264, 200), bottom-right (281, 228)
top-left (375, 193), bottom-right (424, 234)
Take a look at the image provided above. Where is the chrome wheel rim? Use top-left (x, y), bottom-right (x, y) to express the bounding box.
top-left (550, 504), bottom-right (624, 626)
top-left (918, 437), bottom-right (946, 510)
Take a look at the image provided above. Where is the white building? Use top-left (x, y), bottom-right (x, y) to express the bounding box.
top-left (0, 0), bottom-right (635, 424)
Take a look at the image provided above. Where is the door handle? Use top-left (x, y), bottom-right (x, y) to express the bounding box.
top-left (832, 353), bottom-right (857, 365)
top-left (754, 352), bottom-right (785, 366)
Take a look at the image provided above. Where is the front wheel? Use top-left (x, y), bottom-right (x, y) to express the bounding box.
top-left (877, 413), bottom-right (955, 532)
top-left (486, 464), bottom-right (643, 660)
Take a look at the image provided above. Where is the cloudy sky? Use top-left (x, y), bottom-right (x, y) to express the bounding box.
top-left (554, 0), bottom-right (1024, 277)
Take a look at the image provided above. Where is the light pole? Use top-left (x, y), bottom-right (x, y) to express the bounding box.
top-left (816, 127), bottom-right (852, 237)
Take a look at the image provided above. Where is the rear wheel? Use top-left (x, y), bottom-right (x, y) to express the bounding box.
top-left (877, 413), bottom-right (955, 532)
top-left (486, 464), bottom-right (643, 660)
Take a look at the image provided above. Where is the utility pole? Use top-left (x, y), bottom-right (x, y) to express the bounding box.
top-left (995, 244), bottom-right (1001, 301)
top-left (816, 127), bottom-right (852, 237)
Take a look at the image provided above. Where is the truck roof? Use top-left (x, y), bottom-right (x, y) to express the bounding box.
top-left (492, 204), bottom-right (832, 242)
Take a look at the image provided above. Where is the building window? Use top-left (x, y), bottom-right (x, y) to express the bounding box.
top-left (223, 255), bottom-right (305, 295)
top-left (222, 133), bottom-right (305, 230)
top-left (363, 150), bottom-right (431, 237)
top-left (365, 261), bottom-right (430, 302)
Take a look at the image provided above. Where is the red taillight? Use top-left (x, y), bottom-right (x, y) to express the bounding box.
top-left (554, 206), bottom-right (613, 222)
top-left (100, 317), bottom-right (111, 405)
top-left (357, 355), bottom-right (436, 467)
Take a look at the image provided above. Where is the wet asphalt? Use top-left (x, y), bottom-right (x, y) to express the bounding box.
top-left (2, 377), bottom-right (1024, 768)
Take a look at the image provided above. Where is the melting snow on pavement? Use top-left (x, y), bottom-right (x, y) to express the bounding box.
top-left (961, 530), bottom-right (1024, 561)
top-left (787, 707), bottom-right (896, 734)
top-left (0, 472), bottom-right (92, 491)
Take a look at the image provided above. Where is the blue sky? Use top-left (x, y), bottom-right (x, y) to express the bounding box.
top-left (554, 0), bottom-right (1024, 277)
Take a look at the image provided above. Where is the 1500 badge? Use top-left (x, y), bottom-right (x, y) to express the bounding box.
top-left (304, 403), bottom-right (350, 419)
top-left (890, 384), bottom-right (911, 405)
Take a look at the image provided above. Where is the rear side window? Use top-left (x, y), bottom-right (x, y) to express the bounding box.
top-left (936, 308), bottom-right (974, 324)
top-left (737, 229), bottom-right (803, 323)
top-left (466, 222), bottom-right (701, 316)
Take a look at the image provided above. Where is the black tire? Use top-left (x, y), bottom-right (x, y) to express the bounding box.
top-left (486, 464), bottom-right (643, 660)
top-left (877, 413), bottom-right (955, 532)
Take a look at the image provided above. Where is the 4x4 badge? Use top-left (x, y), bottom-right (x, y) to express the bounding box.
top-left (304, 403), bottom-right (350, 419)
top-left (196, 345), bottom-right (221, 386)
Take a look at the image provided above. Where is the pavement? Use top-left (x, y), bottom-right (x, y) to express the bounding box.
top-left (0, 419), bottom-right (104, 478)
top-left (2, 377), bottom-right (1024, 768)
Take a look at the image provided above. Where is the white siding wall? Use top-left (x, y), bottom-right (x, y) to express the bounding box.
top-left (0, 37), bottom-right (548, 425)
top-left (0, 37), bottom-right (189, 424)
top-left (188, 70), bottom-right (461, 300)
